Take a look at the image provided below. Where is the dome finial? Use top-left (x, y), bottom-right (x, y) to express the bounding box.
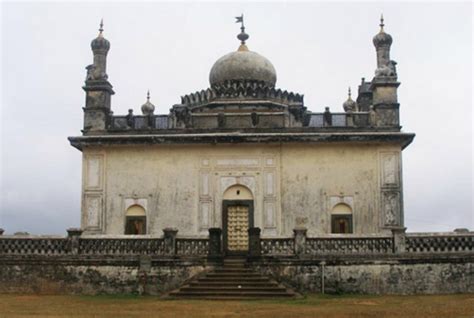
top-left (343, 86), bottom-right (357, 112)
top-left (141, 90), bottom-right (155, 115)
top-left (379, 14), bottom-right (384, 31)
top-left (235, 14), bottom-right (249, 51)
top-left (99, 18), bottom-right (104, 36)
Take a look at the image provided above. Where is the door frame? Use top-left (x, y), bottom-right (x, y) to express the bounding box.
top-left (222, 200), bottom-right (254, 256)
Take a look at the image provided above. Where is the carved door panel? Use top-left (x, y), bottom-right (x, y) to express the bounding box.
top-left (226, 205), bottom-right (249, 252)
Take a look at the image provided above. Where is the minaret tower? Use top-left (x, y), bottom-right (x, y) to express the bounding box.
top-left (373, 15), bottom-right (392, 69)
top-left (370, 15), bottom-right (400, 128)
top-left (83, 20), bottom-right (115, 133)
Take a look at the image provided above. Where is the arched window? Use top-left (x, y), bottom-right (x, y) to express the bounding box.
top-left (125, 205), bottom-right (146, 235)
top-left (331, 203), bottom-right (353, 234)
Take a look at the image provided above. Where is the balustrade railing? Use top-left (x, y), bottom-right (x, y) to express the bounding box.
top-left (176, 238), bottom-right (209, 256)
top-left (0, 237), bottom-right (71, 255)
top-left (0, 230), bottom-right (472, 257)
top-left (79, 238), bottom-right (165, 255)
top-left (405, 233), bottom-right (474, 253)
top-left (261, 238), bottom-right (295, 256)
top-left (110, 115), bottom-right (169, 130)
top-left (305, 236), bottom-right (393, 255)
top-left (307, 112), bottom-right (370, 128)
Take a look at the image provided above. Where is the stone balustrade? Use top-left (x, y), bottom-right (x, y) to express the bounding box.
top-left (176, 238), bottom-right (209, 256)
top-left (405, 232), bottom-right (474, 253)
top-left (107, 112), bottom-right (373, 131)
top-left (0, 228), bottom-right (472, 258)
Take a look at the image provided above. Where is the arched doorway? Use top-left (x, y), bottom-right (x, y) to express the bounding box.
top-left (125, 204), bottom-right (147, 235)
top-left (222, 185), bottom-right (254, 255)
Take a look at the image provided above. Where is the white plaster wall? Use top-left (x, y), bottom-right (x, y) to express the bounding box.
top-left (81, 143), bottom-right (402, 237)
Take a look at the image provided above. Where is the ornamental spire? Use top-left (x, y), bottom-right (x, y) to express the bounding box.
top-left (379, 14), bottom-right (384, 31)
top-left (99, 19), bottom-right (104, 36)
top-left (235, 14), bottom-right (249, 51)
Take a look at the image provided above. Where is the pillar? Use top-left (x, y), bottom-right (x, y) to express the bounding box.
top-left (248, 227), bottom-right (261, 258)
top-left (67, 228), bottom-right (83, 255)
top-left (392, 227), bottom-right (407, 253)
top-left (208, 228), bottom-right (223, 259)
top-left (163, 228), bottom-right (178, 256)
top-left (293, 228), bottom-right (307, 256)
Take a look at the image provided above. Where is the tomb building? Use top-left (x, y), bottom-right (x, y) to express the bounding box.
top-left (69, 16), bottom-right (414, 255)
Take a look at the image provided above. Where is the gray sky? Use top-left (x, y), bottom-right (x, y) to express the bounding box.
top-left (1, 2), bottom-right (472, 235)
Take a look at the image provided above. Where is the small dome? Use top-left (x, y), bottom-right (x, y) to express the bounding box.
top-left (373, 15), bottom-right (392, 47)
top-left (91, 35), bottom-right (110, 52)
top-left (209, 47), bottom-right (277, 87)
top-left (91, 20), bottom-right (110, 52)
top-left (141, 91), bottom-right (155, 115)
top-left (373, 30), bottom-right (392, 47)
top-left (343, 87), bottom-right (357, 112)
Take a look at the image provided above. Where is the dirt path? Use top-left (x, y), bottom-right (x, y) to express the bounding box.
top-left (0, 294), bottom-right (473, 318)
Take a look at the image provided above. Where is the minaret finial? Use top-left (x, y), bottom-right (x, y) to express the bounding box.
top-left (235, 14), bottom-right (249, 51)
top-left (99, 19), bottom-right (104, 35)
top-left (348, 87), bottom-right (352, 98)
top-left (147, 90), bottom-right (150, 101)
top-left (379, 14), bottom-right (384, 31)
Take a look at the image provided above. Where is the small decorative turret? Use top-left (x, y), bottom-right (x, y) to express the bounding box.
top-left (82, 19), bottom-right (114, 133)
top-left (141, 90), bottom-right (155, 115)
top-left (343, 87), bottom-right (357, 112)
top-left (373, 15), bottom-right (397, 78)
top-left (87, 20), bottom-right (110, 81)
top-left (369, 15), bottom-right (400, 128)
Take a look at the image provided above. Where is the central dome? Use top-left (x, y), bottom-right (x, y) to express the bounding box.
top-left (209, 46), bottom-right (277, 87)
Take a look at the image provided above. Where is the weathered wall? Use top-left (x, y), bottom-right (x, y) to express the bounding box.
top-left (1, 255), bottom-right (472, 295)
top-left (254, 256), bottom-right (474, 295)
top-left (81, 142), bottom-right (403, 236)
top-left (0, 257), bottom-right (207, 295)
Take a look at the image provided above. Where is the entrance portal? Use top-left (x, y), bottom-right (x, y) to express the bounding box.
top-left (222, 185), bottom-right (254, 255)
top-left (227, 205), bottom-right (249, 252)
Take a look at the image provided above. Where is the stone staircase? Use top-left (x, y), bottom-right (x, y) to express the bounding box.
top-left (168, 258), bottom-right (298, 300)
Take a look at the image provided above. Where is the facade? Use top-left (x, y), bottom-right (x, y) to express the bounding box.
top-left (1, 16), bottom-right (473, 298)
top-left (69, 17), bottom-right (414, 251)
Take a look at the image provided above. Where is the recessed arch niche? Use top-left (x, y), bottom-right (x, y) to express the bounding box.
top-left (125, 204), bottom-right (146, 235)
top-left (331, 203), bottom-right (353, 234)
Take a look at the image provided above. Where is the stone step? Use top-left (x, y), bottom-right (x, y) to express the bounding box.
top-left (189, 281), bottom-right (279, 287)
top-left (169, 296), bottom-right (293, 300)
top-left (179, 286), bottom-right (288, 293)
top-left (213, 268), bottom-right (254, 273)
top-left (197, 277), bottom-right (271, 283)
top-left (170, 291), bottom-right (295, 297)
top-left (204, 273), bottom-right (265, 278)
top-left (169, 258), bottom-right (298, 299)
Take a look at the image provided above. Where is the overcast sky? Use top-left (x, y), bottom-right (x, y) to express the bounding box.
top-left (1, 1), bottom-right (472, 235)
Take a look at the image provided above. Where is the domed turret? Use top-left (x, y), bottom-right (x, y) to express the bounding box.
top-left (91, 20), bottom-right (110, 53)
top-left (141, 91), bottom-right (155, 115)
top-left (373, 15), bottom-right (394, 71)
top-left (209, 15), bottom-right (277, 87)
top-left (343, 87), bottom-right (357, 112)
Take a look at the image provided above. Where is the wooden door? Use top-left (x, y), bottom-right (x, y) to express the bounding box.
top-left (226, 205), bottom-right (249, 253)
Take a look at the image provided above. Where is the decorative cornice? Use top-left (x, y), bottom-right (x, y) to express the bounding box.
top-left (69, 131), bottom-right (415, 151)
top-left (180, 80), bottom-right (304, 108)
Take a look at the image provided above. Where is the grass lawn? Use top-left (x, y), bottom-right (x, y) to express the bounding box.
top-left (0, 294), bottom-right (473, 318)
